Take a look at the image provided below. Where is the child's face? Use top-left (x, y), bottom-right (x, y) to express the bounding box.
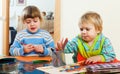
top-left (23, 17), bottom-right (40, 33)
top-left (79, 23), bottom-right (100, 42)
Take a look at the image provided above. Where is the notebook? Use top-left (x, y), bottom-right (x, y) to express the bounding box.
top-left (86, 62), bottom-right (120, 72)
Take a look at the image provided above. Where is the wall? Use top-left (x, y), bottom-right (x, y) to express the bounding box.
top-left (10, 0), bottom-right (55, 29)
top-left (1, 0), bottom-right (120, 58)
top-left (61, 0), bottom-right (120, 59)
top-left (0, 0), bottom-right (3, 55)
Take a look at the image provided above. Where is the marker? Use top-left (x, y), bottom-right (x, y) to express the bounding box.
top-left (32, 60), bottom-right (49, 64)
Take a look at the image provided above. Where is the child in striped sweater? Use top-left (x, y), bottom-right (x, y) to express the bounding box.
top-left (10, 5), bottom-right (55, 56)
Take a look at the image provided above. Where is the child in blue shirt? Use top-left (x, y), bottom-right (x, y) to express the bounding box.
top-left (10, 5), bottom-right (55, 56)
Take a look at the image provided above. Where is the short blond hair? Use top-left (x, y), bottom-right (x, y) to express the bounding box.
top-left (79, 11), bottom-right (103, 33)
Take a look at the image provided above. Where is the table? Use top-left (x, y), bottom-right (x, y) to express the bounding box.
top-left (1, 53), bottom-right (120, 74)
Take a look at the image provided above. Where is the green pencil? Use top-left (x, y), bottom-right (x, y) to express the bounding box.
top-left (32, 60), bottom-right (49, 64)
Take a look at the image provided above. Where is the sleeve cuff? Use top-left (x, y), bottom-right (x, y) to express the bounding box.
top-left (42, 46), bottom-right (48, 56)
top-left (19, 46), bottom-right (24, 56)
top-left (100, 55), bottom-right (106, 62)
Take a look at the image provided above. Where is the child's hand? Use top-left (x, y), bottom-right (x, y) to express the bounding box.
top-left (23, 44), bottom-right (34, 53)
top-left (34, 45), bottom-right (44, 53)
top-left (56, 38), bottom-right (68, 51)
top-left (85, 55), bottom-right (102, 64)
top-left (77, 60), bottom-right (85, 65)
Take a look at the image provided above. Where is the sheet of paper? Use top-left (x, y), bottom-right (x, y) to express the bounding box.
top-left (36, 65), bottom-right (86, 74)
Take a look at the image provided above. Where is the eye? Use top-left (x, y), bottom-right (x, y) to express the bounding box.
top-left (86, 28), bottom-right (90, 31)
top-left (33, 17), bottom-right (39, 22)
top-left (80, 28), bottom-right (83, 31)
top-left (34, 20), bottom-right (38, 22)
top-left (33, 18), bottom-right (39, 23)
top-left (26, 21), bottom-right (31, 24)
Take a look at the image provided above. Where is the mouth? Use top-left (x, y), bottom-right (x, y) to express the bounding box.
top-left (82, 36), bottom-right (88, 38)
top-left (82, 36), bottom-right (89, 40)
top-left (30, 27), bottom-right (36, 30)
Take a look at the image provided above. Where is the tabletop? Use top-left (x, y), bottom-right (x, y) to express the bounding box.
top-left (1, 52), bottom-right (120, 74)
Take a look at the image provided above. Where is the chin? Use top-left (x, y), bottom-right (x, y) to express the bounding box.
top-left (83, 39), bottom-right (89, 42)
top-left (30, 30), bottom-right (37, 33)
top-left (30, 29), bottom-right (38, 33)
top-left (32, 31), bottom-right (37, 33)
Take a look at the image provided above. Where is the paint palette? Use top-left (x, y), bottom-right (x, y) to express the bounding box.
top-left (59, 63), bottom-right (85, 72)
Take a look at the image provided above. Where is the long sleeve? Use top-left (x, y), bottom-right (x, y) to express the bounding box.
top-left (64, 38), bottom-right (78, 53)
top-left (39, 31), bottom-right (55, 56)
top-left (9, 34), bottom-right (24, 56)
top-left (64, 37), bottom-right (78, 62)
top-left (101, 38), bottom-right (116, 62)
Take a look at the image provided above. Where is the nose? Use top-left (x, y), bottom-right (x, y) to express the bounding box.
top-left (81, 29), bottom-right (86, 34)
top-left (31, 21), bottom-right (34, 26)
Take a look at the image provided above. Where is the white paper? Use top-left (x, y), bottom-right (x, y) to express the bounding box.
top-left (36, 65), bottom-right (86, 74)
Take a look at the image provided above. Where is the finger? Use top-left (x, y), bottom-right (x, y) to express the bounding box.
top-left (27, 44), bottom-right (33, 48)
top-left (62, 38), bottom-right (68, 49)
top-left (56, 42), bottom-right (59, 50)
top-left (29, 48), bottom-right (33, 52)
top-left (59, 41), bottom-right (63, 49)
top-left (57, 41), bottom-right (62, 50)
top-left (39, 45), bottom-right (43, 50)
top-left (77, 60), bottom-right (85, 65)
top-left (61, 38), bottom-right (64, 44)
top-left (31, 45), bottom-right (35, 49)
top-left (85, 59), bottom-right (92, 64)
top-left (28, 44), bottom-right (32, 46)
top-left (55, 46), bottom-right (59, 51)
top-left (92, 60), bottom-right (97, 64)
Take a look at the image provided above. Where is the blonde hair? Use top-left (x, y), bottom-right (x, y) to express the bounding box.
top-left (21, 5), bottom-right (43, 23)
top-left (79, 11), bottom-right (103, 33)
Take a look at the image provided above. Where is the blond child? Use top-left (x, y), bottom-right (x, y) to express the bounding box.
top-left (56, 11), bottom-right (117, 64)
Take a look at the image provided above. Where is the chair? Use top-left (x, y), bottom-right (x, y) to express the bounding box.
top-left (9, 27), bottom-right (17, 46)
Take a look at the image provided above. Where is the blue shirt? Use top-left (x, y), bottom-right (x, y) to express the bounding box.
top-left (10, 29), bottom-right (55, 56)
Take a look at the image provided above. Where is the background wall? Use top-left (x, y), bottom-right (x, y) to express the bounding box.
top-left (0, 0), bottom-right (3, 55)
top-left (0, 0), bottom-right (120, 59)
top-left (61, 0), bottom-right (120, 59)
top-left (10, 0), bottom-right (55, 29)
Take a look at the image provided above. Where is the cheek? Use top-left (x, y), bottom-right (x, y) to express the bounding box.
top-left (87, 31), bottom-right (96, 37)
top-left (36, 22), bottom-right (40, 26)
top-left (26, 25), bottom-right (30, 28)
top-left (89, 33), bottom-right (98, 39)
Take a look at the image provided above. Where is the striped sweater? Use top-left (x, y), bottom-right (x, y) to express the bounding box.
top-left (9, 29), bottom-right (55, 56)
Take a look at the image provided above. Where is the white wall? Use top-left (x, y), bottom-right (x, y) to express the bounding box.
top-left (0, 0), bottom-right (3, 55)
top-left (1, 0), bottom-right (120, 58)
top-left (10, 0), bottom-right (55, 29)
top-left (61, 0), bottom-right (120, 59)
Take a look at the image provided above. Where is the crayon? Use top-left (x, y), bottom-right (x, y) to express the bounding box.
top-left (32, 60), bottom-right (48, 64)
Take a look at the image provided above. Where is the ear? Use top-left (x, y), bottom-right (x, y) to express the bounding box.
top-left (97, 30), bottom-right (100, 34)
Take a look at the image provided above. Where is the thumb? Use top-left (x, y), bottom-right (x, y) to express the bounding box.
top-left (62, 38), bottom-right (68, 49)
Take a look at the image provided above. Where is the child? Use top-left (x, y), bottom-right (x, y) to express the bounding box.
top-left (56, 11), bottom-right (117, 64)
top-left (10, 5), bottom-right (55, 56)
